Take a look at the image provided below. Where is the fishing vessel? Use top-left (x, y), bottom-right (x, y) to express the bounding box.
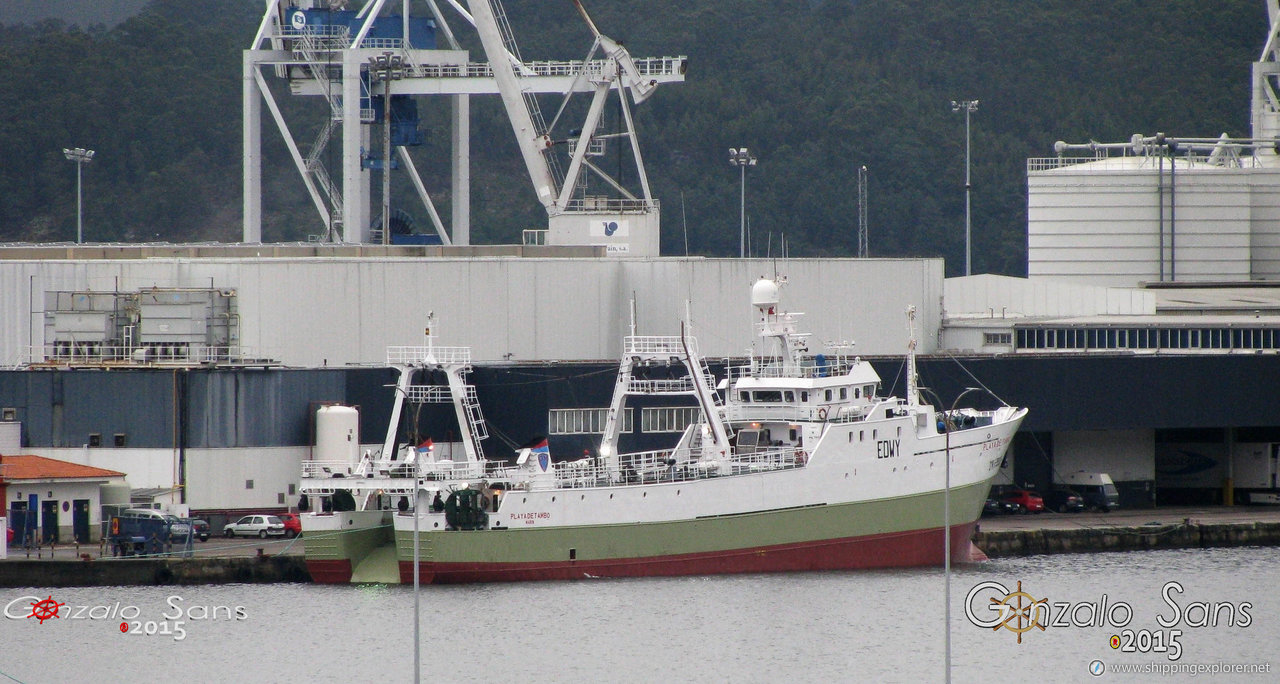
top-left (390, 277), bottom-right (1027, 583)
top-left (299, 316), bottom-right (493, 583)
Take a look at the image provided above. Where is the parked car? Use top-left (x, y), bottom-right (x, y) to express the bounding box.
top-left (190, 518), bottom-right (211, 542)
top-left (224, 515), bottom-right (286, 538)
top-left (999, 489), bottom-right (1045, 514)
top-left (1042, 488), bottom-right (1086, 513)
top-left (277, 513), bottom-right (302, 539)
top-left (983, 497), bottom-right (1019, 516)
top-left (163, 514), bottom-right (192, 542)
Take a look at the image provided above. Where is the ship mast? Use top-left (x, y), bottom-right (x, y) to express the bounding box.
top-left (906, 305), bottom-right (920, 407)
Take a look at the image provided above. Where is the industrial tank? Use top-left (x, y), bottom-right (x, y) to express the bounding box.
top-left (315, 405), bottom-right (360, 465)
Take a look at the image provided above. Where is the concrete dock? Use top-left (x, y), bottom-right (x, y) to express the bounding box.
top-left (0, 536), bottom-right (308, 588)
top-left (973, 506), bottom-right (1280, 558)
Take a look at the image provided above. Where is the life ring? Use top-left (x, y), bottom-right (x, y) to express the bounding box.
top-left (817, 407), bottom-right (828, 420)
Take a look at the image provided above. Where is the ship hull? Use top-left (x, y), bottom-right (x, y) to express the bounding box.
top-left (302, 511), bottom-right (394, 584)
top-left (396, 480), bottom-right (989, 584)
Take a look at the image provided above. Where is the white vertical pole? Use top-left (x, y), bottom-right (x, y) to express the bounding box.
top-left (343, 51), bottom-right (367, 243)
top-left (963, 107), bottom-right (972, 277)
top-left (382, 76), bottom-right (393, 246)
top-left (243, 53), bottom-right (262, 243)
top-left (944, 424), bottom-right (952, 684)
top-left (75, 162), bottom-right (83, 244)
top-left (413, 475), bottom-right (420, 684)
top-left (451, 94), bottom-right (470, 245)
top-left (739, 164), bottom-right (746, 258)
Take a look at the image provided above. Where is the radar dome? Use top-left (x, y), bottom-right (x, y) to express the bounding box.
top-left (751, 278), bottom-right (780, 307)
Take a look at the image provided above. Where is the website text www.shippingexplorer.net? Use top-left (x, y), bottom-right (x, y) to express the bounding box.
top-left (1087, 660), bottom-right (1272, 677)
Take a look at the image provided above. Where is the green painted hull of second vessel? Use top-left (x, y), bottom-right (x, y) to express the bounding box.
top-left (303, 513), bottom-right (393, 583)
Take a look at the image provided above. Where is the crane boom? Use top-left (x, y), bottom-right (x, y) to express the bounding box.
top-left (467, 0), bottom-right (559, 210)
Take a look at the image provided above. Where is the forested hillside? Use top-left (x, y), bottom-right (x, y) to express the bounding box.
top-left (0, 0), bottom-right (1264, 275)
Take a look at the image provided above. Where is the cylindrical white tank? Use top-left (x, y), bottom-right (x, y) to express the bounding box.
top-left (316, 405), bottom-right (360, 464)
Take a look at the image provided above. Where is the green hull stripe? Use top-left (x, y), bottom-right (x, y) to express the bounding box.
top-left (303, 524), bottom-right (391, 566)
top-left (396, 482), bottom-right (989, 564)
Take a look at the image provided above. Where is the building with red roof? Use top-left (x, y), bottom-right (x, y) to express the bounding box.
top-left (1, 454), bottom-right (127, 544)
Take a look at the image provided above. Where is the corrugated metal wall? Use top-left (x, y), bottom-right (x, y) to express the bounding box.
top-left (0, 256), bottom-right (944, 367)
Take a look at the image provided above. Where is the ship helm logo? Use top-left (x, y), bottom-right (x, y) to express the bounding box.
top-left (965, 580), bottom-right (1049, 643)
top-left (538, 452), bottom-right (550, 472)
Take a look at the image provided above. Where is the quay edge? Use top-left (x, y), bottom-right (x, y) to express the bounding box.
top-left (974, 520), bottom-right (1280, 558)
top-left (0, 556), bottom-right (310, 589)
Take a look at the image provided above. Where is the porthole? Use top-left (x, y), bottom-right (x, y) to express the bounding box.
top-left (552, 496), bottom-right (556, 502)
top-left (581, 494), bottom-right (585, 500)
top-left (643, 492), bottom-right (647, 498)
top-left (609, 493), bottom-right (614, 499)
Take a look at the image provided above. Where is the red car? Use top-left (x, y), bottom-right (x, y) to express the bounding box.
top-left (278, 512), bottom-right (302, 539)
top-left (1000, 489), bottom-right (1045, 514)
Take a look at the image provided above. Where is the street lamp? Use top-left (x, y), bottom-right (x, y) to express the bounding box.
top-left (62, 147), bottom-right (95, 244)
top-left (368, 51), bottom-right (406, 245)
top-left (950, 100), bottom-right (978, 276)
top-left (729, 147), bottom-right (757, 258)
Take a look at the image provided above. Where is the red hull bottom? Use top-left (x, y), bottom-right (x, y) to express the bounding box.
top-left (307, 559), bottom-right (354, 584)
top-left (398, 522), bottom-right (980, 584)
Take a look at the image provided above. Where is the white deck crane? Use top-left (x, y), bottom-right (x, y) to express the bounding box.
top-left (243, 0), bottom-right (685, 255)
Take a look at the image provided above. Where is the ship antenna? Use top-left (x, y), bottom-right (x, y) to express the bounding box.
top-left (629, 291), bottom-right (637, 338)
top-left (906, 305), bottom-right (919, 407)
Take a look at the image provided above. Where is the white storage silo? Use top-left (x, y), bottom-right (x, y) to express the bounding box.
top-left (315, 405), bottom-right (360, 465)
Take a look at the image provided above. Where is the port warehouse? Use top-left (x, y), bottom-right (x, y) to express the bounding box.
top-left (1, 352), bottom-right (1277, 523)
top-left (0, 249), bottom-right (1278, 524)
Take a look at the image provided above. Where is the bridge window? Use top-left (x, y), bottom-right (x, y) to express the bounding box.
top-left (641, 407), bottom-right (699, 433)
top-left (549, 408), bottom-right (632, 434)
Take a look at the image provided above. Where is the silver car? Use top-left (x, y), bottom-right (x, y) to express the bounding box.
top-left (163, 515), bottom-right (192, 541)
top-left (223, 514), bottom-right (286, 538)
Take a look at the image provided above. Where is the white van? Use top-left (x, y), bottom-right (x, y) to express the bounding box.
top-left (1058, 472), bottom-right (1120, 512)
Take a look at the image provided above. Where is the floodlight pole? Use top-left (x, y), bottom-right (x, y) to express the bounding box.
top-left (950, 100), bottom-right (978, 276)
top-left (729, 147), bottom-right (757, 258)
top-left (63, 147), bottom-right (95, 244)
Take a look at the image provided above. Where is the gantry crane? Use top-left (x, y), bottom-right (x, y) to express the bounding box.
top-left (243, 0), bottom-right (686, 255)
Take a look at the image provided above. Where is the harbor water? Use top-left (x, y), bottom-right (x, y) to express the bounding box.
top-left (2, 547), bottom-right (1277, 683)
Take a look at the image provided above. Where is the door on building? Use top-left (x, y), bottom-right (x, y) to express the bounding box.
top-left (73, 500), bottom-right (90, 543)
top-left (41, 500), bottom-right (59, 544)
top-left (8, 502), bottom-right (27, 546)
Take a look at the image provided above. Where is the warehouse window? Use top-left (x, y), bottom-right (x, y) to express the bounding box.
top-left (983, 332), bottom-right (1012, 346)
